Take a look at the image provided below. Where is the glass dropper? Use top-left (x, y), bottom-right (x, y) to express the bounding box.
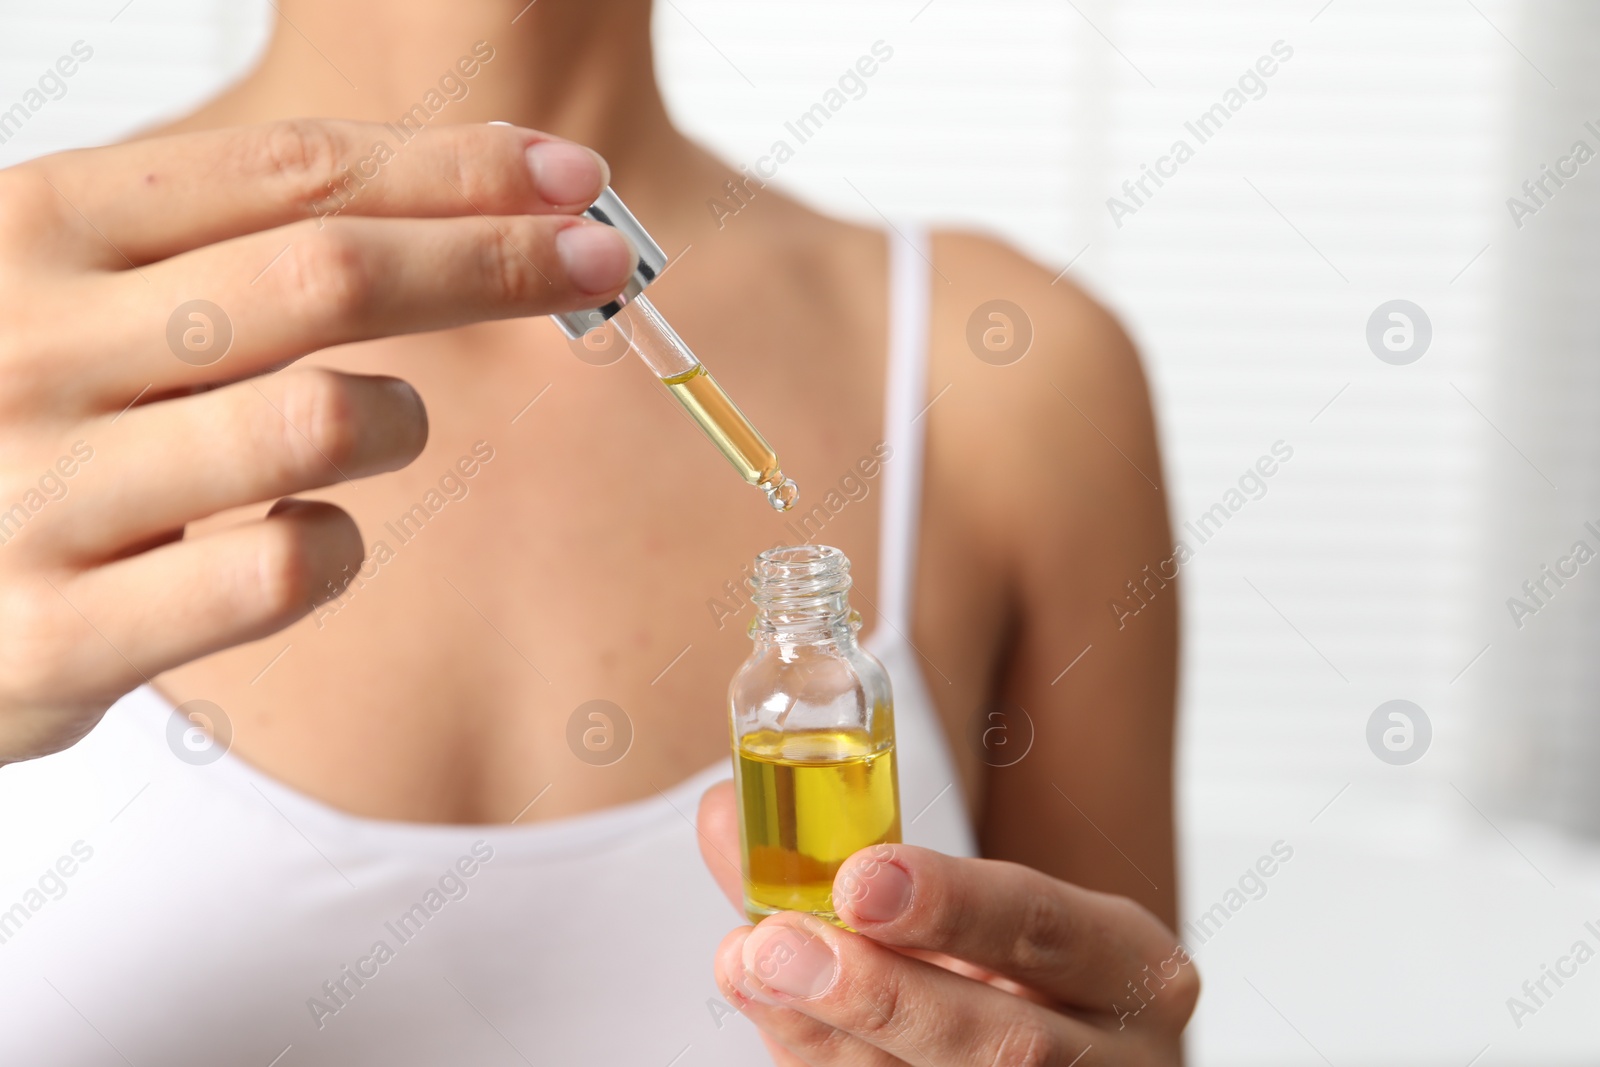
top-left (550, 186), bottom-right (798, 513)
top-left (608, 295), bottom-right (798, 512)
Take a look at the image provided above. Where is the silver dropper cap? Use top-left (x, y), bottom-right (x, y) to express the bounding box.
top-left (552, 187), bottom-right (669, 340)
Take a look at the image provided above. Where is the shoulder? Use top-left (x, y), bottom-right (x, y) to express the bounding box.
top-left (921, 229), bottom-right (1165, 561)
top-left (927, 230), bottom-right (1150, 436)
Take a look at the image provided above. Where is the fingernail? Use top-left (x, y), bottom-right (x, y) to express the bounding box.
top-left (840, 860), bottom-right (913, 923)
top-left (555, 224), bottom-right (633, 295)
top-left (721, 949), bottom-right (759, 1007)
top-left (742, 923), bottom-right (838, 1000)
top-left (718, 928), bottom-right (777, 1007)
top-left (526, 140), bottom-right (607, 205)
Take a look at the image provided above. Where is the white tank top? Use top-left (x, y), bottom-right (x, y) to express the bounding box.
top-left (0, 230), bottom-right (974, 1066)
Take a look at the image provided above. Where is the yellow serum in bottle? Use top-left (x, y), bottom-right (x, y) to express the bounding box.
top-left (729, 546), bottom-right (900, 925)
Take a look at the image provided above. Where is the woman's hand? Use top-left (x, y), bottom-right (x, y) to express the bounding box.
top-left (698, 782), bottom-right (1197, 1065)
top-left (0, 119), bottom-right (633, 765)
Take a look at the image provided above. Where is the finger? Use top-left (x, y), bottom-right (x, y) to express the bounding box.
top-left (14, 120), bottom-right (609, 267)
top-left (49, 370), bottom-right (426, 561)
top-left (82, 211), bottom-right (632, 400)
top-left (0, 500), bottom-right (360, 707)
top-left (833, 844), bottom-right (1197, 1019)
top-left (691, 784), bottom-right (1040, 996)
top-left (698, 779), bottom-right (748, 916)
top-left (739, 912), bottom-right (1098, 1067)
top-left (714, 927), bottom-right (894, 1067)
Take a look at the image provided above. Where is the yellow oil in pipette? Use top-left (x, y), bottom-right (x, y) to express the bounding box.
top-left (612, 295), bottom-right (798, 512)
top-left (661, 366), bottom-right (798, 510)
top-left (554, 187), bottom-right (798, 510)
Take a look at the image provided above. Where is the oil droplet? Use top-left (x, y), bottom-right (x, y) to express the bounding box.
top-left (763, 475), bottom-right (799, 512)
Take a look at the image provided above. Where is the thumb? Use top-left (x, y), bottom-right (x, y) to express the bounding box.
top-left (697, 779), bottom-right (746, 915)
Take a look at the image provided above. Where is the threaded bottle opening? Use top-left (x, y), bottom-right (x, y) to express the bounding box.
top-left (749, 545), bottom-right (853, 630)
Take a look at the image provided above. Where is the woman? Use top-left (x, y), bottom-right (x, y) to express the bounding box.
top-left (0, 1), bottom-right (1190, 1063)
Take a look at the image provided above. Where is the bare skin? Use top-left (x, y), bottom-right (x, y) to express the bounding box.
top-left (0, 0), bottom-right (1187, 1060)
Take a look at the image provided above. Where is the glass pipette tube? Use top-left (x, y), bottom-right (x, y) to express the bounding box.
top-left (610, 294), bottom-right (799, 512)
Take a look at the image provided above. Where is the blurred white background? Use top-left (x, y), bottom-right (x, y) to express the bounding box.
top-left (3, 0), bottom-right (1599, 1061)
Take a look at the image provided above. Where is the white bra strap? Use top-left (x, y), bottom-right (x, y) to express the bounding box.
top-left (875, 227), bottom-right (933, 636)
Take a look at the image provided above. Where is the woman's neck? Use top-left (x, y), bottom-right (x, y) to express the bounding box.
top-left (181, 0), bottom-right (706, 223)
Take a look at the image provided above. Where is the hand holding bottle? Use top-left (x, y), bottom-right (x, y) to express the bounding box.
top-left (0, 119), bottom-right (633, 766)
top-left (699, 784), bottom-right (1197, 1065)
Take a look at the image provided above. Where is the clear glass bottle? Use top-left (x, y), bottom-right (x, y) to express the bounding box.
top-left (730, 545), bottom-right (901, 925)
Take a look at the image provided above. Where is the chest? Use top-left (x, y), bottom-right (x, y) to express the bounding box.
top-left (159, 298), bottom-right (998, 824)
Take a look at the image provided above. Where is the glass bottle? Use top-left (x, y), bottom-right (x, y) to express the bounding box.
top-left (729, 545), bottom-right (901, 925)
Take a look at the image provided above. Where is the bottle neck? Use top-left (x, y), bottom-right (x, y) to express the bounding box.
top-left (750, 597), bottom-right (860, 649)
top-left (747, 546), bottom-right (858, 650)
